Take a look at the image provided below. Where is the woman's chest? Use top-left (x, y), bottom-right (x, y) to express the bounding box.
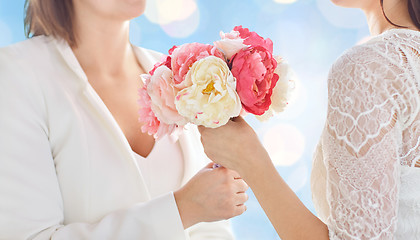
top-left (42, 77), bottom-right (152, 223)
top-left (87, 74), bottom-right (156, 158)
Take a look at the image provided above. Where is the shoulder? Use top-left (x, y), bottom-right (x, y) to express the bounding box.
top-left (328, 34), bottom-right (411, 90)
top-left (331, 42), bottom-right (390, 73)
top-left (0, 36), bottom-right (58, 82)
top-left (0, 36), bottom-right (55, 65)
top-left (326, 38), bottom-right (401, 114)
top-left (327, 32), bottom-right (419, 122)
top-left (0, 36), bottom-right (56, 104)
top-left (330, 30), bottom-right (420, 74)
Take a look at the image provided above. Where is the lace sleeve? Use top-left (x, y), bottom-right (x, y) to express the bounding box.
top-left (322, 44), bottom-right (406, 239)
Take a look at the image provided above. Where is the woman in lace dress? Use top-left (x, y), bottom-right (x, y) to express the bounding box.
top-left (199, 0), bottom-right (420, 239)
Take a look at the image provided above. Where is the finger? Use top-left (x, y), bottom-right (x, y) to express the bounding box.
top-left (226, 169), bottom-right (241, 179)
top-left (212, 164), bottom-right (227, 171)
top-left (197, 125), bottom-right (205, 133)
top-left (233, 204), bottom-right (247, 216)
top-left (207, 163), bottom-right (227, 172)
top-left (204, 162), bottom-right (215, 169)
top-left (231, 116), bottom-right (245, 123)
top-left (234, 179), bottom-right (249, 193)
top-left (235, 192), bottom-right (249, 205)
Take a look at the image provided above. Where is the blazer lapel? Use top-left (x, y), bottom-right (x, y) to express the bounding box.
top-left (53, 38), bottom-right (151, 201)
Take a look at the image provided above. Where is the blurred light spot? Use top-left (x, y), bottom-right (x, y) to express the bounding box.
top-left (160, 8), bottom-right (200, 38)
top-left (316, 0), bottom-right (367, 29)
top-left (274, 0), bottom-right (298, 4)
top-left (0, 20), bottom-right (13, 47)
top-left (145, 0), bottom-right (197, 25)
top-left (286, 163), bottom-right (308, 192)
top-left (263, 124), bottom-right (305, 166)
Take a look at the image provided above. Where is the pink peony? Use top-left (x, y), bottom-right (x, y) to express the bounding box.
top-left (214, 30), bottom-right (248, 60)
top-left (171, 43), bottom-right (224, 87)
top-left (147, 66), bottom-right (187, 126)
top-left (138, 74), bottom-right (177, 139)
top-left (168, 45), bottom-right (177, 55)
top-left (230, 46), bottom-right (279, 115)
top-left (233, 25), bottom-right (274, 52)
top-left (150, 55), bottom-right (172, 75)
top-left (149, 46), bottom-right (177, 75)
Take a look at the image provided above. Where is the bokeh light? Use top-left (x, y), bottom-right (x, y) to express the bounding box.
top-left (145, 0), bottom-right (197, 25)
top-left (160, 8), bottom-right (200, 38)
top-left (274, 0), bottom-right (298, 4)
top-left (145, 0), bottom-right (199, 38)
top-left (263, 123), bottom-right (306, 166)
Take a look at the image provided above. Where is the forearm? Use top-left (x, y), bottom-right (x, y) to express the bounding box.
top-left (240, 153), bottom-right (329, 240)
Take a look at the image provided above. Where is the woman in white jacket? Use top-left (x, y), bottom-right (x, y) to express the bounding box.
top-left (0, 0), bottom-right (249, 239)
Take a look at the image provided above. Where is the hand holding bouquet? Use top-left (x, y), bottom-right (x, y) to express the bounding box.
top-left (139, 26), bottom-right (293, 139)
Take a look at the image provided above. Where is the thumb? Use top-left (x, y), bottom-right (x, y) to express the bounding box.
top-left (197, 125), bottom-right (205, 134)
top-left (204, 162), bottom-right (215, 168)
top-left (231, 116), bottom-right (245, 123)
top-left (204, 162), bottom-right (225, 169)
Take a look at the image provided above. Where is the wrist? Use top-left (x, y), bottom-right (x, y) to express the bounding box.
top-left (239, 149), bottom-right (274, 182)
top-left (174, 188), bottom-right (199, 229)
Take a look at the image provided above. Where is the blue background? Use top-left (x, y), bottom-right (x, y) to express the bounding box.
top-left (0, 0), bottom-right (369, 239)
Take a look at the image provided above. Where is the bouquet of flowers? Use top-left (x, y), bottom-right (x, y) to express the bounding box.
top-left (138, 26), bottom-right (293, 139)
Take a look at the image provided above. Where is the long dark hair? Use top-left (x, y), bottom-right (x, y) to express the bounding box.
top-left (381, 0), bottom-right (420, 29)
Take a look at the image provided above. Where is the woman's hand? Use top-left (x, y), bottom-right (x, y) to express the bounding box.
top-left (174, 163), bottom-right (249, 229)
top-left (198, 117), bottom-right (271, 176)
top-left (200, 117), bottom-right (329, 240)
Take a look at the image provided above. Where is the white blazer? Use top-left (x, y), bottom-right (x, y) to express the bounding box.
top-left (0, 36), bottom-right (234, 240)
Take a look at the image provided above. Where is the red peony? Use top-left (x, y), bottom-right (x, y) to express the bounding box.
top-left (230, 46), bottom-right (279, 115)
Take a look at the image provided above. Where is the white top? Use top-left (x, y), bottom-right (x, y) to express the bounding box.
top-left (311, 29), bottom-right (420, 239)
top-left (134, 135), bottom-right (184, 198)
top-left (0, 36), bottom-right (234, 240)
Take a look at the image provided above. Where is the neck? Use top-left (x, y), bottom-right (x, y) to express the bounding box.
top-left (71, 8), bottom-right (139, 78)
top-left (363, 0), bottom-right (418, 35)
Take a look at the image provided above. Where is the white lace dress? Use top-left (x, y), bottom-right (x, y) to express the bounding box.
top-left (311, 29), bottom-right (420, 239)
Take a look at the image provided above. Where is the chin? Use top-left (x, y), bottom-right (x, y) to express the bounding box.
top-left (330, 0), bottom-right (359, 8)
top-left (119, 0), bottom-right (146, 19)
top-left (77, 0), bottom-right (147, 21)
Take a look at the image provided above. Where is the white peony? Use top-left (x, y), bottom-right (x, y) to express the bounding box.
top-left (256, 56), bottom-right (295, 122)
top-left (175, 56), bottom-right (242, 128)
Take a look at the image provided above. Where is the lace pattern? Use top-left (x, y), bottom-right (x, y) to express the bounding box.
top-left (311, 29), bottom-right (420, 239)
